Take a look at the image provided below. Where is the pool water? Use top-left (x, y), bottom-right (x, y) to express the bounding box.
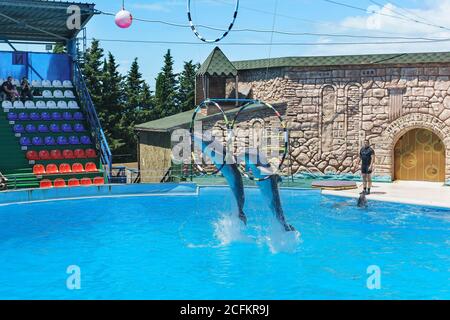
top-left (0, 186), bottom-right (448, 299)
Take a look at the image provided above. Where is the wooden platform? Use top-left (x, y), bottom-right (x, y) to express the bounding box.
top-left (311, 180), bottom-right (358, 191)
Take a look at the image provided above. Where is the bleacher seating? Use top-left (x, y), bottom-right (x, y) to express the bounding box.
top-left (1, 76), bottom-right (105, 189)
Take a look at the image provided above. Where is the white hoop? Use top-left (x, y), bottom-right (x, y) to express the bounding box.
top-left (187, 0), bottom-right (239, 43)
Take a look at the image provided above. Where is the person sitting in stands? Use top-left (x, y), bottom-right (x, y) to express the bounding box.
top-left (0, 172), bottom-right (8, 191)
top-left (20, 77), bottom-right (33, 102)
top-left (1, 76), bottom-right (19, 102)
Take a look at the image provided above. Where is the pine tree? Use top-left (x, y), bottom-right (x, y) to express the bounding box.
top-left (81, 39), bottom-right (104, 107)
top-left (154, 49), bottom-right (178, 118)
top-left (125, 58), bottom-right (144, 111)
top-left (178, 61), bottom-right (199, 112)
top-left (101, 52), bottom-right (126, 152)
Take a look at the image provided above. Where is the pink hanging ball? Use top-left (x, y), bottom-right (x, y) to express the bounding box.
top-left (115, 9), bottom-right (133, 28)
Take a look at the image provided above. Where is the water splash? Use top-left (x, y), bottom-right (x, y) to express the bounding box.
top-left (213, 213), bottom-right (253, 246)
top-left (264, 218), bottom-right (302, 254)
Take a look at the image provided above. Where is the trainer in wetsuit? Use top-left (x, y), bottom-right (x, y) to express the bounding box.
top-left (359, 140), bottom-right (375, 195)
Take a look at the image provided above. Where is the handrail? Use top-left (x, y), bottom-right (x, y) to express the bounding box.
top-left (72, 62), bottom-right (112, 181)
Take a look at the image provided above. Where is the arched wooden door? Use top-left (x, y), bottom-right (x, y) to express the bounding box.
top-left (394, 128), bottom-right (445, 182)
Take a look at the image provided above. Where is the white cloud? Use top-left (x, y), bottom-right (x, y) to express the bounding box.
top-left (306, 0), bottom-right (450, 56)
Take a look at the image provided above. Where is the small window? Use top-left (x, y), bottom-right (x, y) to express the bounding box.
top-left (389, 88), bottom-right (405, 121)
top-left (12, 52), bottom-right (27, 65)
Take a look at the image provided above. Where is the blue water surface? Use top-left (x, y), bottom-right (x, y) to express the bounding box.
top-left (0, 187), bottom-right (448, 299)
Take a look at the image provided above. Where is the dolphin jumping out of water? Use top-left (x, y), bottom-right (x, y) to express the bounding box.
top-left (193, 133), bottom-right (247, 224)
top-left (243, 150), bottom-right (295, 232)
top-left (192, 133), bottom-right (294, 231)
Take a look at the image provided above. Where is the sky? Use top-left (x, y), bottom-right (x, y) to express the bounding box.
top-left (5, 0), bottom-right (450, 88)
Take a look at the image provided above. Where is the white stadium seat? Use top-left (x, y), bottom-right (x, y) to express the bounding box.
top-left (57, 101), bottom-right (68, 109)
top-left (2, 101), bottom-right (12, 109)
top-left (25, 101), bottom-right (35, 108)
top-left (12, 79), bottom-right (20, 86)
top-left (42, 90), bottom-right (53, 98)
top-left (53, 90), bottom-right (64, 98)
top-left (32, 80), bottom-right (42, 87)
top-left (64, 90), bottom-right (75, 98)
top-left (14, 101), bottom-right (25, 109)
top-left (68, 101), bottom-right (79, 109)
top-left (63, 80), bottom-right (73, 88)
top-left (36, 101), bottom-right (47, 109)
top-left (46, 101), bottom-right (57, 109)
top-left (42, 80), bottom-right (52, 87)
top-left (52, 80), bottom-right (62, 87)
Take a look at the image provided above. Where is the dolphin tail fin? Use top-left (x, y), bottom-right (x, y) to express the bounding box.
top-left (238, 210), bottom-right (247, 225)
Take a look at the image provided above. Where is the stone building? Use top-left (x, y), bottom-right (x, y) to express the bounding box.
top-left (136, 47), bottom-right (450, 184)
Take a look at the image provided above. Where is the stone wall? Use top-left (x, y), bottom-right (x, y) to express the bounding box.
top-left (207, 64), bottom-right (450, 182)
top-left (138, 131), bottom-right (172, 183)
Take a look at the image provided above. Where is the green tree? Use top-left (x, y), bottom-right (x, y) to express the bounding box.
top-left (125, 58), bottom-right (144, 111)
top-left (52, 43), bottom-right (66, 54)
top-left (81, 39), bottom-right (104, 107)
top-left (101, 52), bottom-right (126, 152)
top-left (154, 49), bottom-right (178, 117)
top-left (178, 61), bottom-right (199, 112)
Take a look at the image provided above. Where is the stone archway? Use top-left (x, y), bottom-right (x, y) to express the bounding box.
top-left (374, 113), bottom-right (450, 183)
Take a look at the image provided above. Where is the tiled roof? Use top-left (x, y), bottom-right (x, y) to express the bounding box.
top-left (232, 51), bottom-right (450, 70)
top-left (197, 47), bottom-right (238, 77)
top-left (135, 103), bottom-right (265, 132)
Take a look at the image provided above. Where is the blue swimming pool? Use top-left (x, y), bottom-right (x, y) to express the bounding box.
top-left (0, 186), bottom-right (448, 299)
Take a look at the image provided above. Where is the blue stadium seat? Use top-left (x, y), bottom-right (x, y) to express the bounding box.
top-left (50, 124), bottom-right (60, 133)
top-left (25, 124), bottom-right (37, 133)
top-left (44, 136), bottom-right (57, 146)
top-left (32, 136), bottom-right (44, 146)
top-left (74, 123), bottom-right (86, 132)
top-left (30, 112), bottom-right (41, 121)
top-left (13, 124), bottom-right (25, 133)
top-left (80, 136), bottom-right (92, 145)
top-left (20, 137), bottom-right (32, 146)
top-left (57, 136), bottom-right (69, 145)
top-left (7, 112), bottom-right (18, 121)
top-left (38, 124), bottom-right (49, 133)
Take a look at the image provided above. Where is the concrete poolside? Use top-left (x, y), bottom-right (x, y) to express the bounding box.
top-left (322, 180), bottom-right (450, 209)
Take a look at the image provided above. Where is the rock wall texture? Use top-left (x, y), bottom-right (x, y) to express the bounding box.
top-left (214, 64), bottom-right (450, 182)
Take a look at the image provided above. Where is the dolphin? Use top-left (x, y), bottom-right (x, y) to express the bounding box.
top-left (357, 191), bottom-right (368, 208)
top-left (192, 133), bottom-right (294, 231)
top-left (243, 150), bottom-right (295, 232)
top-left (192, 133), bottom-right (247, 224)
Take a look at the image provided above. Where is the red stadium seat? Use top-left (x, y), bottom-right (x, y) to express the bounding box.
top-left (63, 149), bottom-right (75, 159)
top-left (53, 178), bottom-right (66, 188)
top-left (40, 179), bottom-right (52, 188)
top-left (46, 163), bottom-right (59, 174)
top-left (33, 164), bottom-right (45, 175)
top-left (93, 177), bottom-right (105, 185)
top-left (85, 162), bottom-right (98, 172)
top-left (50, 149), bottom-right (63, 160)
top-left (80, 177), bottom-right (92, 186)
top-left (72, 163), bottom-right (84, 173)
top-left (26, 150), bottom-right (40, 161)
top-left (73, 149), bottom-right (86, 159)
top-left (68, 178), bottom-right (80, 187)
top-left (59, 163), bottom-right (72, 173)
top-left (38, 150), bottom-right (51, 160)
top-left (85, 149), bottom-right (96, 158)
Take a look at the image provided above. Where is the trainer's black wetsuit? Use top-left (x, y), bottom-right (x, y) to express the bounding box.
top-left (360, 146), bottom-right (374, 174)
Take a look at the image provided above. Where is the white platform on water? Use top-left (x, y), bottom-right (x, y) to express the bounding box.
top-left (322, 180), bottom-right (450, 209)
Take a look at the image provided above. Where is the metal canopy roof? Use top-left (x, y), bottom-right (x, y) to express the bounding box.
top-left (0, 0), bottom-right (96, 42)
